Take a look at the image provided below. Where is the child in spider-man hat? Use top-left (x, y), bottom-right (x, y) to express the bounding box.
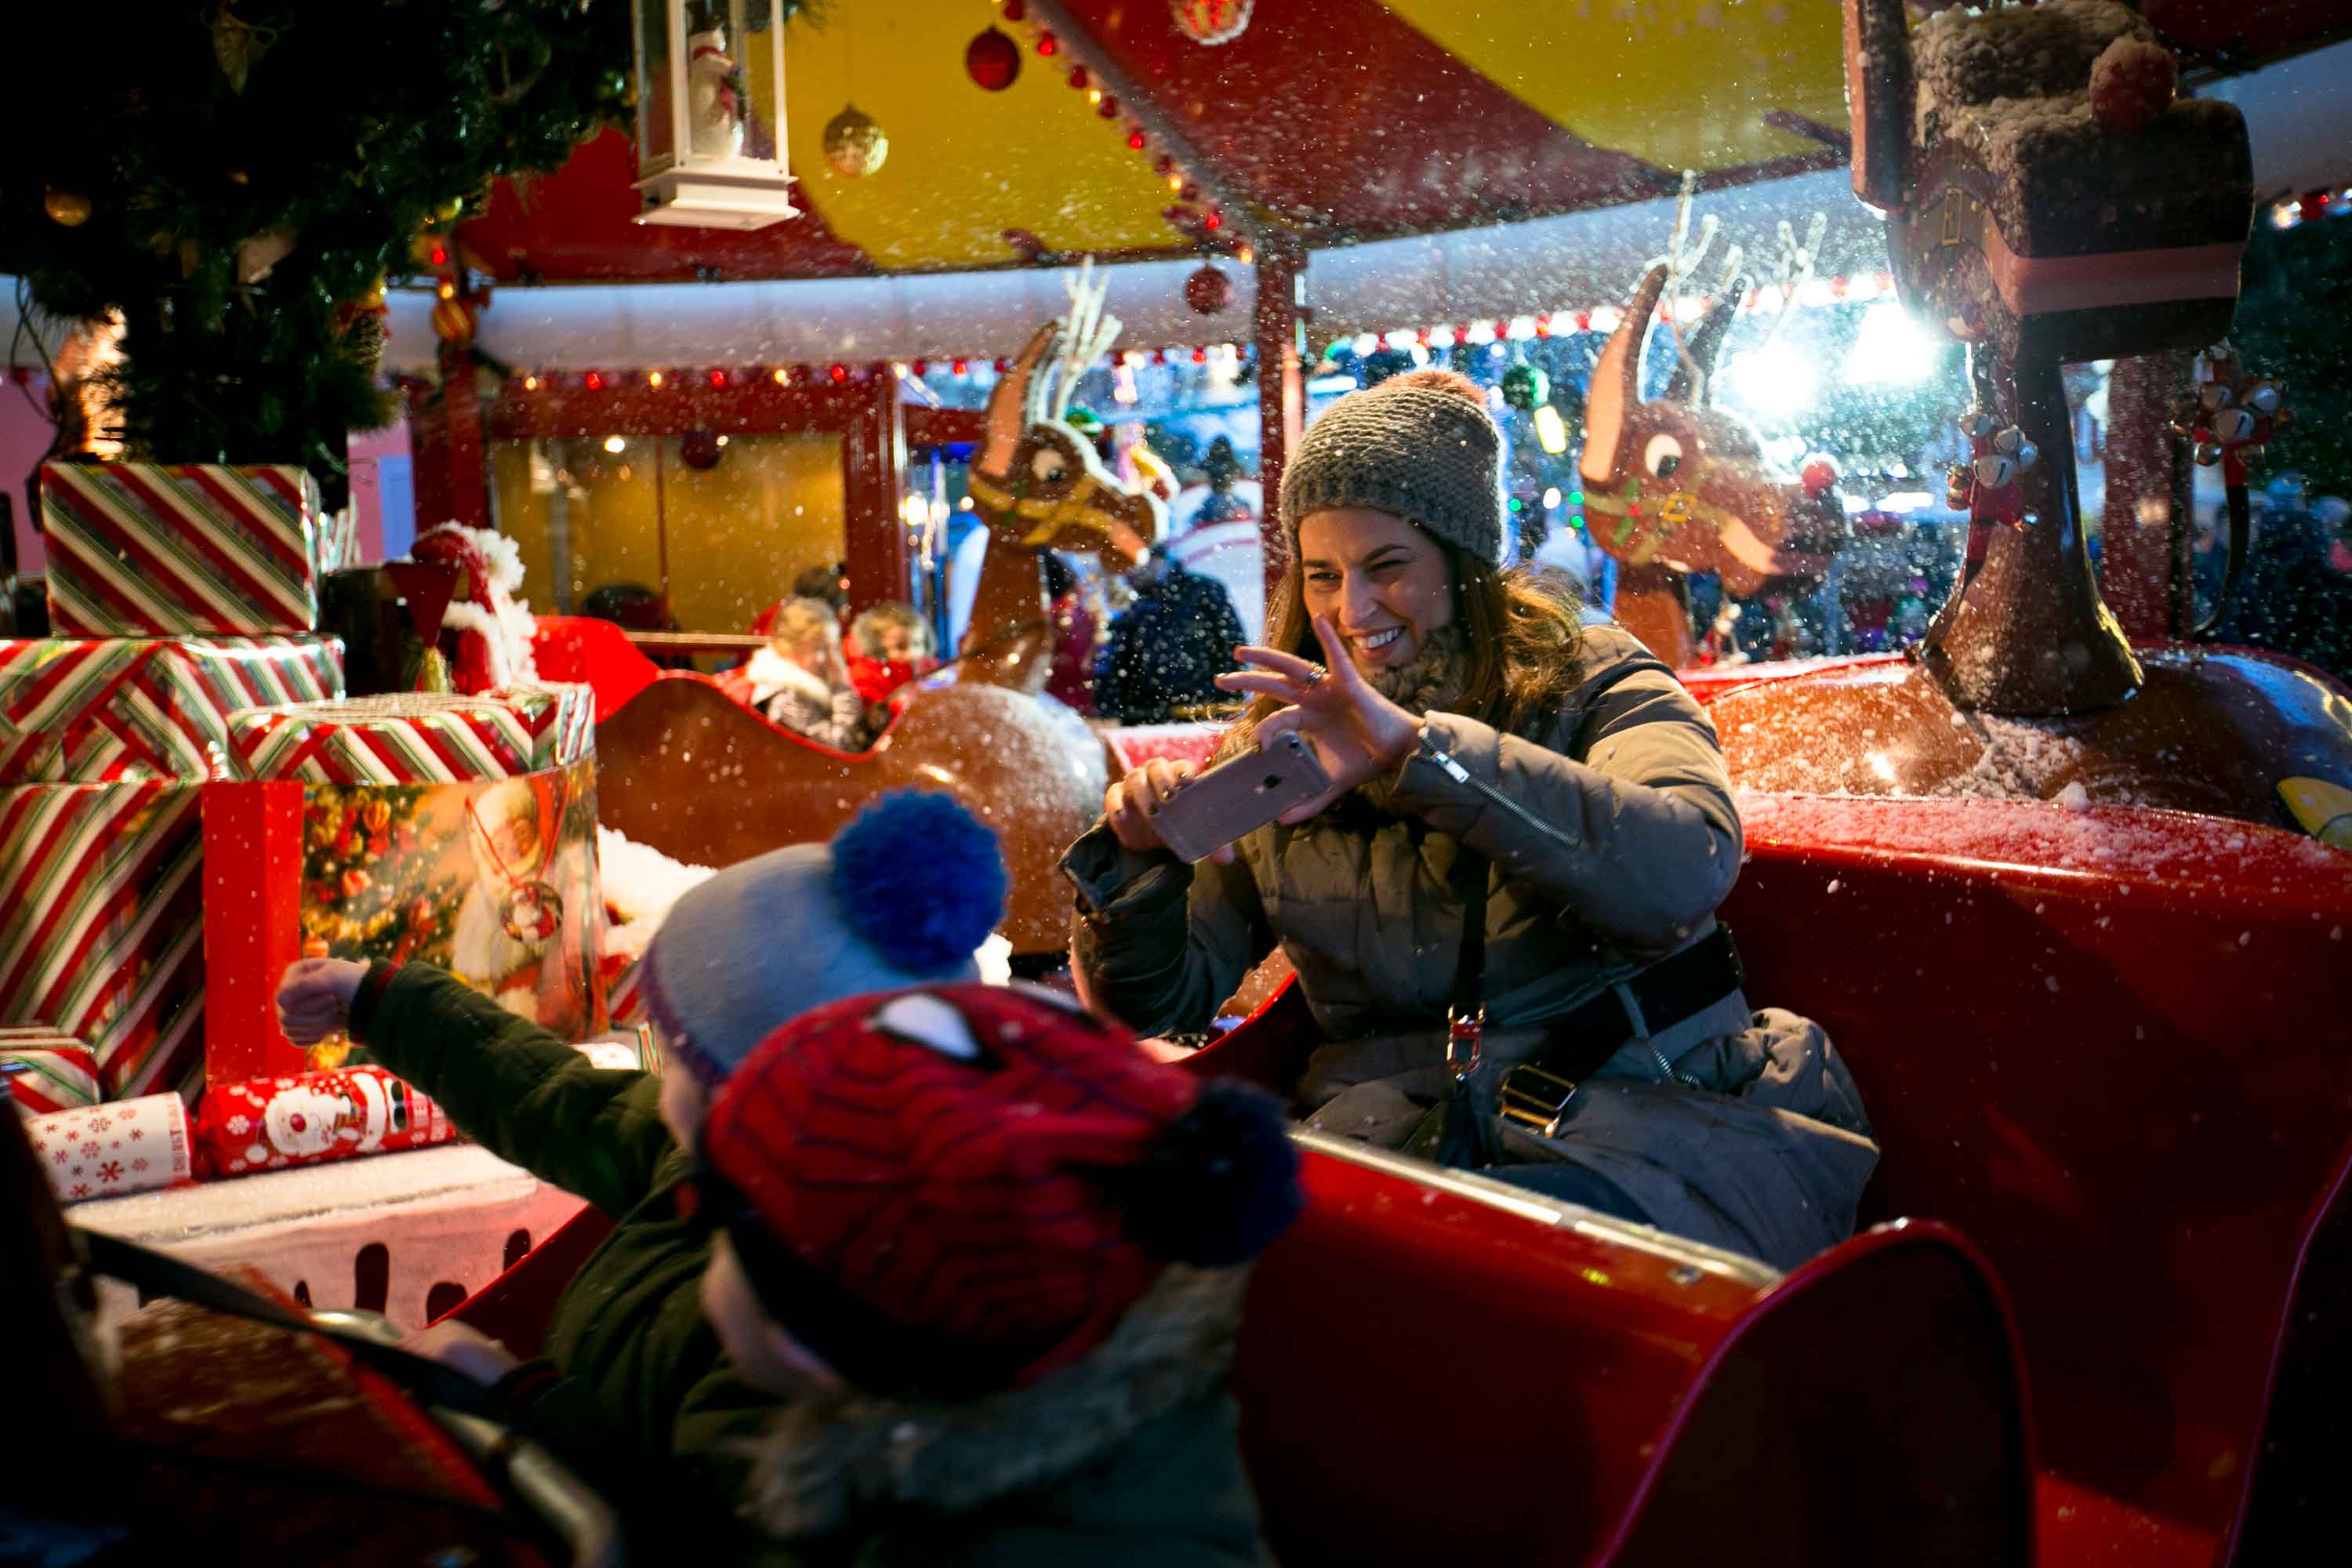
top-left (697, 981), bottom-right (1303, 1565)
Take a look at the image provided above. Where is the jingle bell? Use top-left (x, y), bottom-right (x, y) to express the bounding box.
top-left (2212, 406), bottom-right (2256, 443)
top-left (2200, 383), bottom-right (2234, 412)
top-left (2245, 381), bottom-right (2282, 416)
top-left (1992, 425), bottom-right (2024, 455)
top-left (1973, 453), bottom-right (2016, 488)
top-left (2194, 441), bottom-right (2223, 466)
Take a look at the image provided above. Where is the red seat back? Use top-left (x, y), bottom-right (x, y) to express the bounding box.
top-left (530, 615), bottom-right (660, 722)
top-left (1726, 794), bottom-right (2352, 1546)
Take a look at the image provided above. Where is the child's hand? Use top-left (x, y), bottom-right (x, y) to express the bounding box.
top-left (400, 1319), bottom-right (520, 1385)
top-left (276, 958), bottom-right (369, 1046)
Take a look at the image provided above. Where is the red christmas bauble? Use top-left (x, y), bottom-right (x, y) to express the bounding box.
top-left (964, 27), bottom-right (1021, 92)
top-left (1185, 263), bottom-right (1233, 315)
top-left (681, 430), bottom-right (724, 470)
top-left (1799, 456), bottom-right (1839, 499)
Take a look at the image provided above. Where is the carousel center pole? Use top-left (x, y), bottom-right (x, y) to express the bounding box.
top-left (1922, 348), bottom-right (2143, 716)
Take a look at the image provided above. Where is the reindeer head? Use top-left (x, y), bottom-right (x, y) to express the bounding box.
top-left (967, 266), bottom-right (1165, 572)
top-left (1577, 263), bottom-right (1840, 598)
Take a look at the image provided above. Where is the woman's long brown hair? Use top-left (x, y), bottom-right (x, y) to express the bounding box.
top-left (1225, 532), bottom-right (1588, 754)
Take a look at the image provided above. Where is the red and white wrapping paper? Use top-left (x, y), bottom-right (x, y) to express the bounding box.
top-left (0, 782), bottom-right (205, 1099)
top-left (41, 462), bottom-right (328, 637)
top-left (194, 1066), bottom-right (458, 1178)
top-left (24, 1092), bottom-right (195, 1203)
top-left (604, 957), bottom-right (644, 1025)
top-left (0, 635), bottom-right (343, 784)
top-left (1, 1027), bottom-right (101, 1116)
top-left (223, 687), bottom-right (595, 784)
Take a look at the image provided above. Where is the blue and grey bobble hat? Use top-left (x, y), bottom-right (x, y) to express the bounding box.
top-left (639, 790), bottom-right (1007, 1088)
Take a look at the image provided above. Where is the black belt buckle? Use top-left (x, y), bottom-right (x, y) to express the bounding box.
top-left (1497, 1062), bottom-right (1580, 1138)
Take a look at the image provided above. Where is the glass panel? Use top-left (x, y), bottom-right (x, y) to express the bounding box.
top-left (736, 0), bottom-right (781, 164)
top-left (490, 434), bottom-right (845, 639)
top-left (633, 0), bottom-right (675, 177)
top-left (679, 0), bottom-right (747, 164)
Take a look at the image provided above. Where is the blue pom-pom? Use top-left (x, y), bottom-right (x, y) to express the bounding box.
top-left (1117, 1080), bottom-right (1303, 1267)
top-left (830, 790), bottom-right (1008, 975)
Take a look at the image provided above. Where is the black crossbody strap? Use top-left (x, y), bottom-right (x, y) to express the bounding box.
top-left (1448, 843), bottom-right (1490, 1022)
top-left (77, 1228), bottom-right (517, 1422)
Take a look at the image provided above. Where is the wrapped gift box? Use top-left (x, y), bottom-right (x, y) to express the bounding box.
top-left (0, 782), bottom-right (205, 1099)
top-left (194, 1066), bottom-right (459, 1179)
top-left (23, 1092), bottom-right (195, 1203)
top-left (2, 1028), bottom-right (102, 1116)
top-left (42, 462), bottom-right (330, 637)
top-left (223, 687), bottom-right (593, 784)
top-left (205, 760), bottom-right (608, 1085)
top-left (0, 636), bottom-right (343, 784)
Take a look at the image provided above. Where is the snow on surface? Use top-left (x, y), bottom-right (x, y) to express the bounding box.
top-left (1739, 789), bottom-right (2350, 889)
top-left (598, 826), bottom-right (717, 960)
top-left (1912, 0), bottom-right (2151, 143)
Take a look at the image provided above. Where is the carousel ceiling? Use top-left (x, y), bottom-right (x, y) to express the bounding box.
top-left (456, 0), bottom-right (2352, 287)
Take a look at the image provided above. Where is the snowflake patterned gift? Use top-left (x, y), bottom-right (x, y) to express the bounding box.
top-left (194, 1065), bottom-right (459, 1178)
top-left (24, 1092), bottom-right (194, 1204)
top-left (40, 462), bottom-right (330, 637)
top-left (0, 635), bottom-right (343, 784)
top-left (223, 688), bottom-right (594, 784)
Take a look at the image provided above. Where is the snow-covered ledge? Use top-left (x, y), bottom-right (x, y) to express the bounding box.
top-left (74, 1142), bottom-right (587, 1333)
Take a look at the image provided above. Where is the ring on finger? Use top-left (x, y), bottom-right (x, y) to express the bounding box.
top-left (1305, 662), bottom-right (1329, 685)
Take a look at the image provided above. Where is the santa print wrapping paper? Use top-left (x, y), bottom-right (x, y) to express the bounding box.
top-left (205, 762), bottom-right (607, 1085)
top-left (41, 462), bottom-right (327, 637)
top-left (0, 635), bottom-right (343, 784)
top-left (224, 686), bottom-right (594, 784)
top-left (24, 1092), bottom-right (194, 1203)
top-left (194, 1066), bottom-right (458, 1178)
top-left (0, 782), bottom-right (205, 1100)
top-left (2, 1028), bottom-right (102, 1116)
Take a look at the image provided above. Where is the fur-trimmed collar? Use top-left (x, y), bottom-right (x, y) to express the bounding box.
top-left (730, 1265), bottom-right (1248, 1541)
top-left (745, 646), bottom-right (831, 707)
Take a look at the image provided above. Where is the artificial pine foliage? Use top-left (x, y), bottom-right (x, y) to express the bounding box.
top-left (0, 2), bottom-right (647, 503)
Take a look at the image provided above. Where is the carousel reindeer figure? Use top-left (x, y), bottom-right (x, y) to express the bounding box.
top-left (593, 270), bottom-right (1175, 960)
top-left (1577, 260), bottom-right (1842, 668)
top-left (957, 260), bottom-right (1166, 692)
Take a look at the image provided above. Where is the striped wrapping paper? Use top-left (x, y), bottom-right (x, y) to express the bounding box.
top-left (224, 686), bottom-right (594, 784)
top-left (0, 782), bottom-right (205, 1100)
top-left (23, 1092), bottom-right (195, 1203)
top-left (605, 959), bottom-right (644, 1025)
top-left (42, 462), bottom-right (325, 637)
top-left (1, 1028), bottom-right (101, 1116)
top-left (0, 636), bottom-right (343, 784)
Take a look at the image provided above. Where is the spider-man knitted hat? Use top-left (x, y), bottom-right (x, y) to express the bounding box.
top-left (699, 982), bottom-right (1302, 1399)
top-left (640, 790), bottom-right (1006, 1089)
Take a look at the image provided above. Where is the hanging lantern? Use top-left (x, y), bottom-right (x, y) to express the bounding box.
top-left (822, 103), bottom-right (889, 178)
top-left (1185, 263), bottom-right (1234, 316)
top-left (964, 26), bottom-right (1021, 91)
top-left (633, 0), bottom-right (797, 230)
top-left (1172, 0), bottom-right (1254, 45)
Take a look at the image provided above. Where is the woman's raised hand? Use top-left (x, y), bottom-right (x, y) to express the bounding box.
top-left (1103, 757), bottom-right (1196, 855)
top-left (1214, 616), bottom-right (1421, 823)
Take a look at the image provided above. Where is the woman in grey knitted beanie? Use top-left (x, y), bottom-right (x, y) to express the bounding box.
top-left (1062, 370), bottom-right (1875, 1272)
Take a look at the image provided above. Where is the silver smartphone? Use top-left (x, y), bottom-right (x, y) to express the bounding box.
top-left (1148, 731), bottom-right (1334, 863)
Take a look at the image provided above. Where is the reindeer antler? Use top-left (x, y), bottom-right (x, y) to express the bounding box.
top-left (1031, 256), bottom-right (1122, 426)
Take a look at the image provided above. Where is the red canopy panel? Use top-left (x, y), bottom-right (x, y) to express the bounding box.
top-left (1060, 0), bottom-right (1677, 239)
top-left (459, 129), bottom-right (877, 284)
top-left (2142, 0), bottom-right (2352, 70)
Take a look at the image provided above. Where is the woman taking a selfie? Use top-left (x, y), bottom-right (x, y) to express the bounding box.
top-left (1062, 371), bottom-right (1876, 1269)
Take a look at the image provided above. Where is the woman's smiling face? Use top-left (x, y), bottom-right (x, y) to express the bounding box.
top-left (1296, 506), bottom-right (1456, 675)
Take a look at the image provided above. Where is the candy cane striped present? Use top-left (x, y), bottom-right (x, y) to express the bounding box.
top-left (41, 463), bottom-right (325, 637)
top-left (1, 1029), bottom-right (101, 1116)
top-left (0, 782), bottom-right (206, 1100)
top-left (223, 686), bottom-right (594, 783)
top-left (1, 636), bottom-right (343, 784)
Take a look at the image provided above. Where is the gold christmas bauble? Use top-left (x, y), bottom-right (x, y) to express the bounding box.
top-left (822, 103), bottom-right (888, 179)
top-left (44, 187), bottom-right (93, 227)
top-left (430, 296), bottom-right (478, 345)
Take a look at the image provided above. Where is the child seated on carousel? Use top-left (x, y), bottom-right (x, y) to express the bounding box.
top-left (692, 976), bottom-right (1301, 1563)
top-left (846, 600), bottom-right (939, 709)
top-left (273, 792), bottom-right (1007, 1555)
top-left (744, 594), bottom-right (864, 749)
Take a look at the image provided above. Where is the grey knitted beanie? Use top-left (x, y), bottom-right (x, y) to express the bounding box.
top-left (1278, 372), bottom-right (1504, 565)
